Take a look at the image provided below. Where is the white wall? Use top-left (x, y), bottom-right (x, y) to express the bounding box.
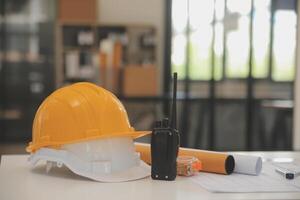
top-left (97, 0), bottom-right (165, 91)
top-left (293, 2), bottom-right (300, 150)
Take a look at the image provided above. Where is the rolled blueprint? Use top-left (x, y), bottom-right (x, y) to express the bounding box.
top-left (233, 154), bottom-right (262, 175)
top-left (135, 142), bottom-right (235, 175)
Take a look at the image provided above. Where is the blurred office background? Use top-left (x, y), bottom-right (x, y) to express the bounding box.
top-left (0, 0), bottom-right (300, 154)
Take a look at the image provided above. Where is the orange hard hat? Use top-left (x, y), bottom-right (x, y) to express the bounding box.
top-left (26, 82), bottom-right (151, 153)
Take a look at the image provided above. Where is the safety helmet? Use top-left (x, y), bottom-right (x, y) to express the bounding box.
top-left (27, 82), bottom-right (150, 152)
top-left (27, 82), bottom-right (151, 182)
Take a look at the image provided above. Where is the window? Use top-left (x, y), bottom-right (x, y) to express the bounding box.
top-left (252, 0), bottom-right (271, 78)
top-left (272, 10), bottom-right (297, 81)
top-left (171, 0), bottom-right (297, 81)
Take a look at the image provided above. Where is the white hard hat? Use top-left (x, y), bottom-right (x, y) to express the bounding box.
top-left (29, 137), bottom-right (150, 182)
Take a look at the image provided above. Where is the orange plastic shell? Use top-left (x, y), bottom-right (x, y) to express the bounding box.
top-left (177, 156), bottom-right (202, 176)
top-left (26, 82), bottom-right (151, 153)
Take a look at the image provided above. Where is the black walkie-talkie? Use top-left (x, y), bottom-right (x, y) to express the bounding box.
top-left (151, 73), bottom-right (179, 181)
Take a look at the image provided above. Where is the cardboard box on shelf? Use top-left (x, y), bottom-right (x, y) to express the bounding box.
top-left (122, 65), bottom-right (158, 97)
top-left (58, 0), bottom-right (97, 23)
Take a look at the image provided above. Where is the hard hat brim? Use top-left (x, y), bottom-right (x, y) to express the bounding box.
top-left (27, 130), bottom-right (151, 153)
top-left (90, 160), bottom-right (151, 182)
top-left (29, 147), bottom-right (151, 182)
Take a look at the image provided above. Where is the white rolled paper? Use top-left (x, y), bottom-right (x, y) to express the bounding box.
top-left (233, 154), bottom-right (262, 175)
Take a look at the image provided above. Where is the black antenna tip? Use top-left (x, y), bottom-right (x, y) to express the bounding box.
top-left (170, 72), bottom-right (177, 129)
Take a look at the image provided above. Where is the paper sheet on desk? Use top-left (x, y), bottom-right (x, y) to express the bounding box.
top-left (191, 162), bottom-right (300, 193)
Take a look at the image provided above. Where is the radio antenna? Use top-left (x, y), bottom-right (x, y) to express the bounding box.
top-left (170, 72), bottom-right (177, 130)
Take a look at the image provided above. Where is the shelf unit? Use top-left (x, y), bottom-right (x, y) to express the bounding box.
top-left (0, 0), bottom-right (56, 142)
top-left (55, 22), bottom-right (157, 95)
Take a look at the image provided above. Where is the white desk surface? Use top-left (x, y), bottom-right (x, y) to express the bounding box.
top-left (1, 152), bottom-right (300, 200)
